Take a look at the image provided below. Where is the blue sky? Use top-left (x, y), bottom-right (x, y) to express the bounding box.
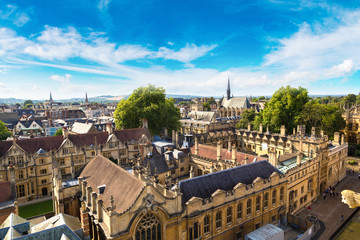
top-left (1, 0), bottom-right (360, 99)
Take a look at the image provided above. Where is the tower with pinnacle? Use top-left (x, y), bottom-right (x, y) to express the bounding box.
top-left (226, 78), bottom-right (231, 100)
top-left (85, 92), bottom-right (89, 105)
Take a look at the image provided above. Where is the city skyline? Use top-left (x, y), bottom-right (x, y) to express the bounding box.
top-left (1, 0), bottom-right (360, 99)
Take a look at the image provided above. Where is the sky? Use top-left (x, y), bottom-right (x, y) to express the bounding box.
top-left (1, 0), bottom-right (360, 99)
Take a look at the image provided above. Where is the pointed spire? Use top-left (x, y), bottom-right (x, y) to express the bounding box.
top-left (227, 77), bottom-right (231, 100)
top-left (85, 92), bottom-right (89, 104)
top-left (49, 92), bottom-right (54, 103)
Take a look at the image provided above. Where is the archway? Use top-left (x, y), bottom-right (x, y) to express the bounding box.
top-left (42, 187), bottom-right (48, 196)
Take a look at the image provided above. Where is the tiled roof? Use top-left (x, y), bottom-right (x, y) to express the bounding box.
top-left (68, 132), bottom-right (108, 147)
top-left (190, 144), bottom-right (265, 164)
top-left (0, 182), bottom-right (12, 203)
top-left (179, 160), bottom-right (281, 206)
top-left (70, 122), bottom-right (95, 134)
top-left (113, 128), bottom-right (151, 142)
top-left (80, 155), bottom-right (145, 214)
top-left (0, 141), bottom-right (12, 158)
top-left (221, 97), bottom-right (250, 108)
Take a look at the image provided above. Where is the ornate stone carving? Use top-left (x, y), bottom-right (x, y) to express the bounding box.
top-left (341, 190), bottom-right (360, 208)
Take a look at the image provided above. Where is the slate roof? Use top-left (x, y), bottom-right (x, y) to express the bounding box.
top-left (187, 111), bottom-right (215, 121)
top-left (190, 144), bottom-right (265, 164)
top-left (113, 128), bottom-right (151, 142)
top-left (80, 155), bottom-right (145, 214)
top-left (221, 97), bottom-right (251, 109)
top-left (68, 132), bottom-right (108, 147)
top-left (179, 160), bottom-right (282, 206)
top-left (0, 213), bottom-right (31, 240)
top-left (70, 122), bottom-right (96, 134)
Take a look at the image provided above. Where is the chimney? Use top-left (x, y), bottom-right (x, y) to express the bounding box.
top-left (228, 137), bottom-right (231, 151)
top-left (333, 132), bottom-right (340, 145)
top-left (297, 125), bottom-right (301, 135)
top-left (106, 123), bottom-right (113, 135)
top-left (259, 124), bottom-right (263, 133)
top-left (217, 140), bottom-right (222, 161)
top-left (266, 126), bottom-right (269, 133)
top-left (247, 123), bottom-right (251, 131)
top-left (297, 152), bottom-right (303, 166)
top-left (320, 130), bottom-right (324, 137)
top-left (80, 202), bottom-right (90, 238)
top-left (8, 166), bottom-right (16, 200)
top-left (269, 149), bottom-right (276, 167)
top-left (62, 126), bottom-right (69, 138)
top-left (175, 131), bottom-right (179, 148)
top-left (164, 128), bottom-right (168, 137)
top-left (142, 118), bottom-right (148, 129)
top-left (195, 137), bottom-right (199, 155)
top-left (293, 128), bottom-right (296, 136)
top-left (311, 127), bottom-right (316, 137)
top-left (341, 134), bottom-right (345, 145)
top-left (231, 145), bottom-right (236, 162)
top-left (280, 125), bottom-right (286, 136)
top-left (172, 130), bottom-right (176, 145)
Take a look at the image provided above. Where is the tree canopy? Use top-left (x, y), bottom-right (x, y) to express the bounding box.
top-left (114, 85), bottom-right (181, 135)
top-left (344, 94), bottom-right (357, 106)
top-left (0, 120), bottom-right (11, 140)
top-left (253, 86), bottom-right (309, 133)
top-left (236, 109), bottom-right (256, 129)
top-left (54, 128), bottom-right (63, 136)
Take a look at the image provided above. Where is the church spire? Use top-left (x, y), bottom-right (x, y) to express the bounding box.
top-left (49, 92), bottom-right (53, 103)
top-left (226, 78), bottom-right (231, 100)
top-left (85, 92), bottom-right (89, 104)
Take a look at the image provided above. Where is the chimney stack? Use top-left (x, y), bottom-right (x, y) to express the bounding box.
top-left (217, 140), bottom-right (222, 161)
top-left (62, 126), bottom-right (69, 138)
top-left (333, 132), bottom-right (340, 145)
top-left (172, 130), bottom-right (176, 145)
top-left (231, 145), bottom-right (236, 162)
top-left (341, 134), bottom-right (345, 145)
top-left (297, 152), bottom-right (303, 166)
top-left (142, 118), bottom-right (148, 129)
top-left (259, 124), bottom-right (263, 133)
top-left (248, 123), bottom-right (251, 131)
top-left (293, 128), bottom-right (296, 136)
top-left (280, 125), bottom-right (286, 136)
top-left (195, 137), bottom-right (199, 155)
top-left (106, 123), bottom-right (113, 135)
top-left (311, 127), bottom-right (316, 137)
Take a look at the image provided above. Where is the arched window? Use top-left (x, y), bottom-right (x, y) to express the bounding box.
top-left (216, 211), bottom-right (222, 229)
top-left (204, 215), bottom-right (210, 234)
top-left (227, 207), bottom-right (232, 224)
top-left (135, 213), bottom-right (161, 240)
top-left (246, 199), bottom-right (252, 216)
top-left (264, 193), bottom-right (269, 208)
top-left (272, 190), bottom-right (277, 205)
top-left (280, 187), bottom-right (284, 202)
top-left (237, 203), bottom-right (242, 220)
top-left (256, 196), bottom-right (261, 212)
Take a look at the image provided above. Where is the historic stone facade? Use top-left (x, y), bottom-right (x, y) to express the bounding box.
top-left (0, 127), bottom-right (151, 203)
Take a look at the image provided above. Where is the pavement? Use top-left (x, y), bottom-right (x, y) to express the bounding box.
top-left (297, 173), bottom-right (360, 240)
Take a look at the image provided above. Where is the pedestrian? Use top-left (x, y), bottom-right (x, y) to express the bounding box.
top-left (330, 190), bottom-right (333, 196)
top-left (323, 192), bottom-right (326, 200)
top-left (341, 214), bottom-right (344, 221)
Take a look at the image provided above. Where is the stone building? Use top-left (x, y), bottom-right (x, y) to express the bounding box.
top-left (78, 155), bottom-right (287, 240)
top-left (342, 105), bottom-right (360, 144)
top-left (0, 127), bottom-right (151, 204)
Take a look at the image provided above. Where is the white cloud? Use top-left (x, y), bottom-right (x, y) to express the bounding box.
top-left (0, 5), bottom-right (30, 27)
top-left (0, 28), bottom-right (30, 56)
top-left (98, 0), bottom-right (112, 11)
top-left (167, 41), bottom-right (174, 45)
top-left (326, 59), bottom-right (355, 78)
top-left (155, 43), bottom-right (217, 63)
top-left (14, 12), bottom-right (30, 27)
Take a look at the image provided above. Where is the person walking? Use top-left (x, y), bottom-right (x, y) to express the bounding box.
top-left (323, 192), bottom-right (326, 200)
top-left (341, 214), bottom-right (344, 221)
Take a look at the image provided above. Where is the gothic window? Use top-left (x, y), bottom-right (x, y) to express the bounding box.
top-left (17, 184), bottom-right (25, 197)
top-left (237, 203), bottom-right (242, 220)
top-left (215, 211), bottom-right (222, 229)
top-left (272, 190), bottom-right (277, 205)
top-left (18, 170), bottom-right (24, 179)
top-left (264, 193), bottom-right (269, 208)
top-left (256, 196), bottom-right (261, 212)
top-left (135, 213), bottom-right (161, 240)
top-left (226, 207), bottom-right (232, 224)
top-left (246, 199), bottom-right (252, 216)
top-left (189, 221), bottom-right (200, 240)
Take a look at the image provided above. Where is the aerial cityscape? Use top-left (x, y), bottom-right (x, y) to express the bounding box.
top-left (1, 1), bottom-right (360, 240)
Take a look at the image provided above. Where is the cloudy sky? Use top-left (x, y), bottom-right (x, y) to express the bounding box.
top-left (0, 0), bottom-right (360, 99)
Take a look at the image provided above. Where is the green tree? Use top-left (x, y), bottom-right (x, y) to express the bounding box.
top-left (54, 128), bottom-right (63, 136)
top-left (207, 97), bottom-right (216, 105)
top-left (344, 94), bottom-right (357, 106)
top-left (0, 120), bottom-right (11, 140)
top-left (236, 109), bottom-right (256, 129)
top-left (253, 86), bottom-right (309, 133)
top-left (114, 85), bottom-right (181, 135)
top-left (203, 102), bottom-right (211, 111)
